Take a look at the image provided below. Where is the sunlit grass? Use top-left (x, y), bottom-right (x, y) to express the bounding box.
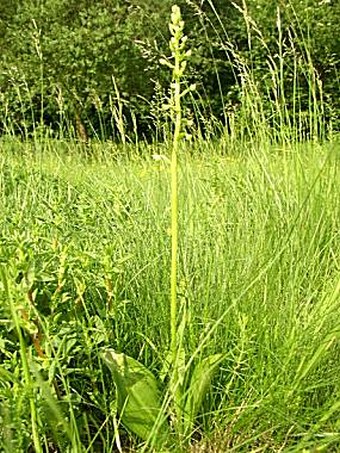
top-left (0, 138), bottom-right (339, 451)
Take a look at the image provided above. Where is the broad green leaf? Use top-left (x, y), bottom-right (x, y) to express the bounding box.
top-left (183, 353), bottom-right (223, 433)
top-left (168, 345), bottom-right (186, 428)
top-left (102, 349), bottom-right (169, 446)
top-left (159, 346), bottom-right (186, 432)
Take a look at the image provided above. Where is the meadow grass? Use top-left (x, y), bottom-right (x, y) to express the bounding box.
top-left (0, 2), bottom-right (339, 451)
top-left (0, 136), bottom-right (339, 452)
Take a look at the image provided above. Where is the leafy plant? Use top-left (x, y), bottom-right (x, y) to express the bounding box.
top-left (103, 6), bottom-right (223, 449)
top-left (0, 266), bottom-right (43, 453)
top-left (102, 350), bottom-right (169, 448)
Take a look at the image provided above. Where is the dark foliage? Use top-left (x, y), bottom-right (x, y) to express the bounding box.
top-left (0, 0), bottom-right (339, 140)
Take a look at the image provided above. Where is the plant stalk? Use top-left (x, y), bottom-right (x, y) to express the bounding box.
top-left (170, 31), bottom-right (183, 364)
top-left (0, 267), bottom-right (42, 453)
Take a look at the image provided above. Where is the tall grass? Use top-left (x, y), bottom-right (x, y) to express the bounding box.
top-left (0, 2), bottom-right (339, 451)
top-left (187, 0), bottom-right (336, 146)
top-left (0, 137), bottom-right (339, 451)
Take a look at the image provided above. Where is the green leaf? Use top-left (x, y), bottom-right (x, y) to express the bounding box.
top-left (0, 366), bottom-right (17, 384)
top-left (159, 349), bottom-right (172, 383)
top-left (169, 345), bottom-right (186, 413)
top-left (102, 349), bottom-right (169, 446)
top-left (183, 353), bottom-right (223, 433)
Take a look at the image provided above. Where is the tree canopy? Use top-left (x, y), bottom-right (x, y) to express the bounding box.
top-left (0, 0), bottom-right (339, 140)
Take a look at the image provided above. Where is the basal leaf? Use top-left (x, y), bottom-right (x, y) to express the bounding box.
top-left (183, 353), bottom-right (223, 433)
top-left (102, 349), bottom-right (169, 446)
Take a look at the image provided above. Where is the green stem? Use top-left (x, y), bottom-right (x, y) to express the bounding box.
top-left (19, 323), bottom-right (42, 453)
top-left (0, 268), bottom-right (42, 453)
top-left (170, 58), bottom-right (182, 363)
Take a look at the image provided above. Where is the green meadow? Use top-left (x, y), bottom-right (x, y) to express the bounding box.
top-left (0, 137), bottom-right (339, 452)
top-left (1, 2), bottom-right (340, 452)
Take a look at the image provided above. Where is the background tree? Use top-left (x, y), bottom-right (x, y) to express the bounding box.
top-left (0, 0), bottom-right (338, 140)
